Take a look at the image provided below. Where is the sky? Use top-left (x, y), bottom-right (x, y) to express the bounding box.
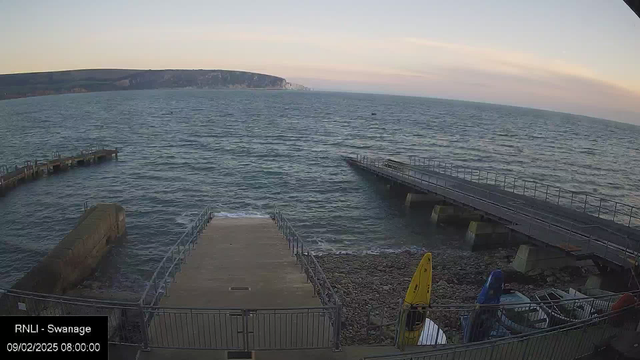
top-left (1, 0), bottom-right (640, 123)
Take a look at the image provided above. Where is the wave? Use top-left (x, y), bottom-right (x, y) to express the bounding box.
top-left (176, 211), bottom-right (199, 225)
top-left (214, 211), bottom-right (270, 218)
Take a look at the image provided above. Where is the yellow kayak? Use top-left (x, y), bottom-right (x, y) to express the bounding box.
top-left (398, 252), bottom-right (432, 346)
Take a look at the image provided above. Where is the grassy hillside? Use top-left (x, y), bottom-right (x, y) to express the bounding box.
top-left (0, 69), bottom-right (290, 100)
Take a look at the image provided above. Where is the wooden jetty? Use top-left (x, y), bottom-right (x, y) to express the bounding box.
top-left (0, 148), bottom-right (118, 196)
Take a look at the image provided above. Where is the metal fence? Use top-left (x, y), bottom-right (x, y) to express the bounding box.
top-left (272, 207), bottom-right (342, 350)
top-left (0, 145), bottom-right (114, 174)
top-left (407, 156), bottom-right (640, 230)
top-left (134, 206), bottom-right (342, 351)
top-left (364, 299), bottom-right (639, 360)
top-left (351, 155), bottom-right (640, 269)
top-left (140, 205), bottom-right (214, 307)
top-left (1, 206), bottom-right (342, 352)
top-left (144, 305), bottom-right (336, 350)
top-left (272, 207), bottom-right (341, 308)
top-left (365, 290), bottom-right (636, 351)
top-left (0, 288), bottom-right (145, 346)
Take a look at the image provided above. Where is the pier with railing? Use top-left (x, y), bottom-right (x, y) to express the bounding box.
top-left (0, 147), bottom-right (118, 196)
top-left (345, 155), bottom-right (640, 276)
top-left (1, 205), bottom-right (639, 359)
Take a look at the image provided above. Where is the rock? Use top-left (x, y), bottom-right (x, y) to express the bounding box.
top-left (315, 250), bottom-right (588, 346)
top-left (463, 291), bottom-right (477, 299)
top-left (528, 268), bottom-right (543, 276)
top-left (544, 270), bottom-right (553, 276)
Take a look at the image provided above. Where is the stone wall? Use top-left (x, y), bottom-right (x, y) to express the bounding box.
top-left (10, 203), bottom-right (126, 295)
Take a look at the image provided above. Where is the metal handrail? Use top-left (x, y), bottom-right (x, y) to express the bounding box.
top-left (401, 157), bottom-right (640, 255)
top-left (0, 287), bottom-right (139, 306)
top-left (142, 304), bottom-right (336, 311)
top-left (2, 146), bottom-right (114, 173)
top-left (369, 290), bottom-right (634, 344)
top-left (271, 207), bottom-right (342, 350)
top-left (375, 289), bottom-right (637, 312)
top-left (408, 156), bottom-right (640, 229)
top-left (356, 156), bottom-right (613, 239)
top-left (403, 160), bottom-right (635, 240)
top-left (351, 155), bottom-right (640, 266)
top-left (272, 207), bottom-right (341, 307)
top-left (139, 206), bottom-right (214, 306)
top-left (364, 299), bottom-right (638, 359)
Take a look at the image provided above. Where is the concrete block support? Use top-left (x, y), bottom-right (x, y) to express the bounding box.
top-left (583, 274), bottom-right (628, 292)
top-left (430, 205), bottom-right (482, 224)
top-left (404, 192), bottom-right (443, 207)
top-left (585, 275), bottom-right (606, 290)
top-left (511, 245), bottom-right (576, 273)
top-left (464, 221), bottom-right (509, 251)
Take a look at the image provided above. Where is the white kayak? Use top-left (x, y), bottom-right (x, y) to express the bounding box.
top-left (533, 288), bottom-right (597, 324)
top-left (569, 288), bottom-right (622, 314)
top-left (498, 291), bottom-right (549, 333)
top-left (418, 318), bottom-right (447, 345)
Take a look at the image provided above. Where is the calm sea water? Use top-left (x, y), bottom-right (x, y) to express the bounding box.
top-left (1, 89), bottom-right (639, 292)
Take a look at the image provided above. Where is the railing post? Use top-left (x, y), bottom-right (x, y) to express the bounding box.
top-left (581, 194), bottom-right (587, 212)
top-left (613, 202), bottom-right (618, 222)
top-left (396, 305), bottom-right (407, 352)
top-left (570, 191), bottom-right (573, 208)
top-left (333, 304), bottom-right (342, 351)
top-left (488, 342), bottom-right (497, 360)
top-left (630, 207), bottom-right (634, 227)
top-left (243, 309), bottom-right (250, 351)
top-left (545, 185), bottom-right (550, 201)
top-left (138, 301), bottom-right (150, 351)
top-left (597, 198), bottom-right (602, 217)
top-left (533, 182), bottom-right (537, 198)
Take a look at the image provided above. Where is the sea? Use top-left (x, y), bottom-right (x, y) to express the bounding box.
top-left (1, 89), bottom-right (639, 292)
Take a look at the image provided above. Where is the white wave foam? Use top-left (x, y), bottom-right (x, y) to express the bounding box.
top-left (176, 211), bottom-right (199, 226)
top-left (214, 212), bottom-right (270, 218)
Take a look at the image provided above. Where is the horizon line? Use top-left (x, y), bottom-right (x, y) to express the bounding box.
top-left (1, 67), bottom-right (637, 126)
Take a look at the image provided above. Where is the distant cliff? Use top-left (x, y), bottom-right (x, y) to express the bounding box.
top-left (0, 69), bottom-right (309, 100)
